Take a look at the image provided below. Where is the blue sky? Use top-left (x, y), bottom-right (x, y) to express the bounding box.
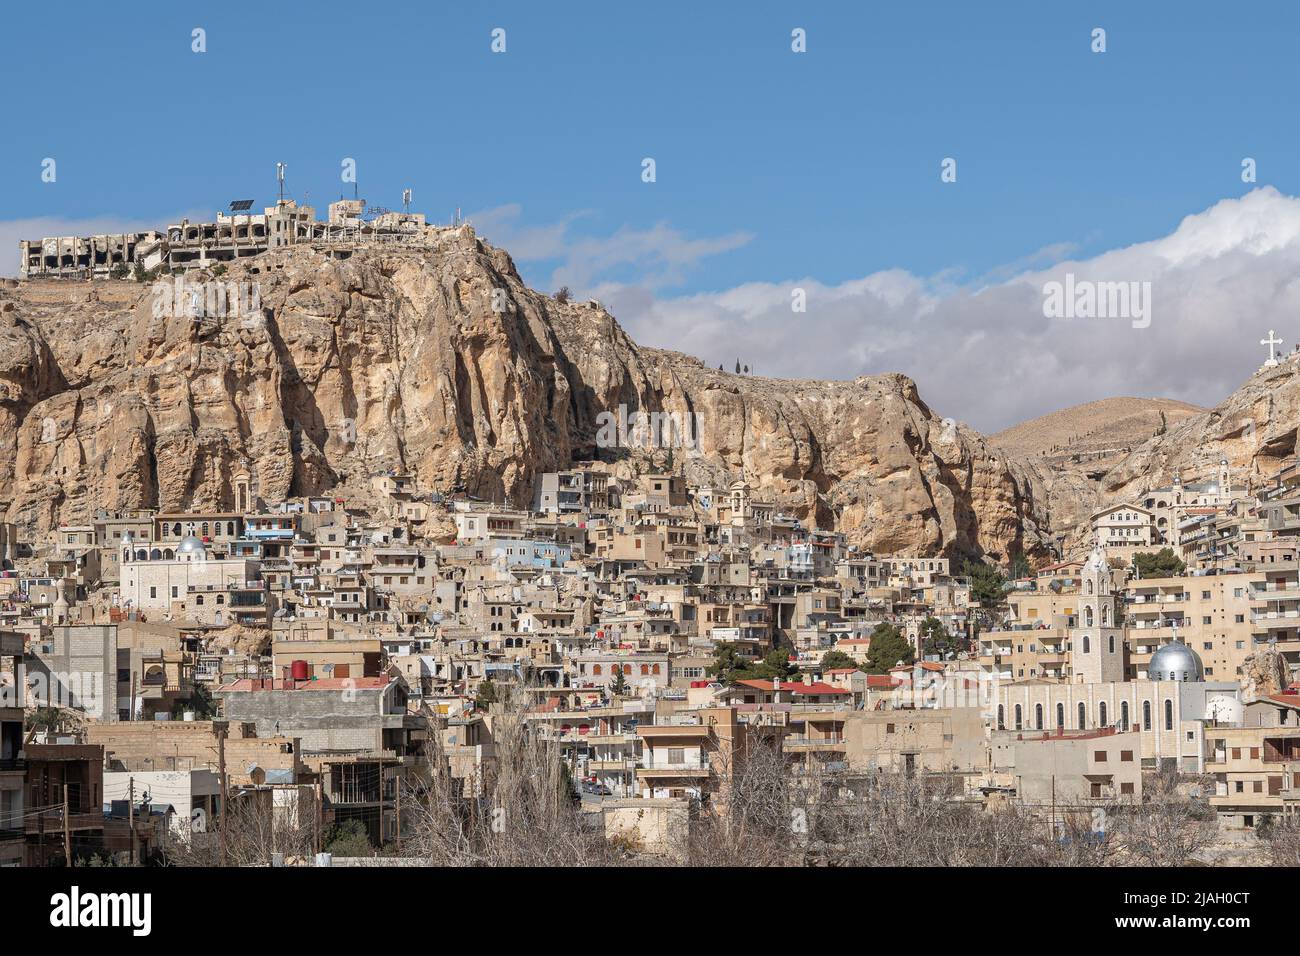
top-left (3, 1), bottom-right (1299, 428)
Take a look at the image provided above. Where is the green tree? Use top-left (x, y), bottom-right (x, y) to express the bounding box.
top-left (709, 645), bottom-right (800, 683)
top-left (1132, 547), bottom-right (1185, 578)
top-left (865, 623), bottom-right (914, 674)
top-left (610, 666), bottom-right (628, 696)
top-left (964, 560), bottom-right (1010, 608)
top-left (707, 643), bottom-right (752, 682)
top-left (920, 616), bottom-right (964, 659)
top-left (819, 649), bottom-right (861, 672)
top-left (750, 648), bottom-right (799, 681)
top-left (476, 680), bottom-right (499, 709)
top-left (1007, 552), bottom-right (1032, 580)
top-left (324, 820), bottom-right (374, 856)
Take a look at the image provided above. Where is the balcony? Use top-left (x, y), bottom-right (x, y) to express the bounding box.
top-left (784, 735), bottom-right (847, 751)
top-left (637, 765), bottom-right (709, 777)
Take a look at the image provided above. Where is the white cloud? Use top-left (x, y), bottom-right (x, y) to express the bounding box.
top-left (468, 203), bottom-right (753, 294)
top-left (608, 187), bottom-right (1300, 432)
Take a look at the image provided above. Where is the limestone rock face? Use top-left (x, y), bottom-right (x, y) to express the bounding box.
top-left (1243, 647), bottom-right (1290, 700)
top-left (0, 231), bottom-right (1054, 559)
top-left (1038, 359), bottom-right (1300, 549)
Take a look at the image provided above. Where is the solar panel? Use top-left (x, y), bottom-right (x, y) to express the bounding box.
top-left (228, 199), bottom-right (254, 211)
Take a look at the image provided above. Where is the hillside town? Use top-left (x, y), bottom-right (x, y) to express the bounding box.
top-left (1, 444), bottom-right (1300, 868)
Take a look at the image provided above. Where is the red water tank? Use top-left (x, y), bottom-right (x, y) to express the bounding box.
top-left (291, 660), bottom-right (309, 681)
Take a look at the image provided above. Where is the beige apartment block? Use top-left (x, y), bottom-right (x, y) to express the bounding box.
top-left (1206, 720), bottom-right (1300, 830)
top-left (840, 707), bottom-right (988, 777)
top-left (991, 727), bottom-right (1143, 806)
top-left (1124, 573), bottom-right (1261, 683)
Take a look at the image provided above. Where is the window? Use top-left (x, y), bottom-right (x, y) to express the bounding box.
top-left (1056, 703), bottom-right (1065, 729)
top-left (1143, 701), bottom-right (1152, 731)
top-left (1034, 704), bottom-right (1043, 731)
top-left (667, 748), bottom-right (684, 765)
top-left (1099, 702), bottom-right (1107, 726)
top-left (1078, 702), bottom-right (1087, 728)
top-left (1120, 701), bottom-right (1129, 731)
top-left (997, 705), bottom-right (1005, 730)
top-left (1014, 705), bottom-right (1022, 731)
top-left (1121, 750), bottom-right (1133, 762)
top-left (1093, 751), bottom-right (1107, 762)
top-left (1164, 698), bottom-right (1174, 731)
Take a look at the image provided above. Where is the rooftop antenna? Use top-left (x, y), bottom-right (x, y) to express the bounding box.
top-left (402, 188), bottom-right (412, 214)
top-left (276, 162), bottom-right (287, 204)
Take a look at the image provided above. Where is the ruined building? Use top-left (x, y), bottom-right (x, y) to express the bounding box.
top-left (19, 195), bottom-right (433, 280)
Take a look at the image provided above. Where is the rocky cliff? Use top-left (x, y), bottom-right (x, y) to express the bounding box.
top-left (0, 227), bottom-right (1057, 561)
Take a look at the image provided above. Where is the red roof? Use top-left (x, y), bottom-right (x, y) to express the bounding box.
top-left (733, 679), bottom-right (849, 696)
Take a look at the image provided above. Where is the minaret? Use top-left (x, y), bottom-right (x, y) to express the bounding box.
top-left (1218, 458), bottom-right (1231, 500)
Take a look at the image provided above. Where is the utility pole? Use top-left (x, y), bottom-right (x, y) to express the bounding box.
top-left (128, 776), bottom-right (136, 865)
top-left (216, 722), bottom-right (229, 866)
top-left (62, 783), bottom-right (72, 866)
top-left (395, 776), bottom-right (402, 854)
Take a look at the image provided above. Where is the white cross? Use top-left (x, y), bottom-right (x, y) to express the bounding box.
top-left (1262, 329), bottom-right (1283, 366)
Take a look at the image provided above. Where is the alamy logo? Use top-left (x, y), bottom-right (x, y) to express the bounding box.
top-left (595, 404), bottom-right (702, 451)
top-left (1042, 272), bottom-right (1151, 329)
top-left (151, 277), bottom-right (262, 323)
top-left (49, 887), bottom-right (152, 937)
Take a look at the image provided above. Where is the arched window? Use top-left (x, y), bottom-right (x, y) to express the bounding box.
top-left (1056, 703), bottom-right (1065, 729)
top-left (1087, 580), bottom-right (1094, 595)
top-left (1082, 635), bottom-right (1091, 653)
top-left (640, 664), bottom-right (649, 675)
top-left (1120, 701), bottom-right (1129, 731)
top-left (201, 522), bottom-right (209, 537)
top-left (1143, 700), bottom-right (1152, 731)
top-left (1164, 698), bottom-right (1174, 731)
top-left (1034, 704), bottom-right (1043, 731)
top-left (227, 521), bottom-right (235, 536)
top-left (1102, 606), bottom-right (1110, 626)
top-left (651, 663), bottom-right (661, 674)
top-left (592, 664), bottom-right (601, 675)
top-left (1099, 701), bottom-right (1108, 727)
top-left (1108, 634), bottom-right (1115, 653)
top-left (623, 664), bottom-right (632, 674)
top-left (997, 705), bottom-right (1005, 730)
top-left (1014, 704), bottom-right (1022, 730)
top-left (1085, 608), bottom-right (1094, 627)
top-left (1078, 702), bottom-right (1087, 728)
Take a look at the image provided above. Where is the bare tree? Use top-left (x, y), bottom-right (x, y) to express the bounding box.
top-left (165, 786), bottom-right (323, 867)
top-left (1112, 769), bottom-right (1217, 866)
top-left (402, 691), bottom-right (618, 867)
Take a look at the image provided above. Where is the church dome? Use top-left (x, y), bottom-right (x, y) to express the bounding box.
top-left (1149, 638), bottom-right (1203, 682)
top-left (177, 535), bottom-right (207, 555)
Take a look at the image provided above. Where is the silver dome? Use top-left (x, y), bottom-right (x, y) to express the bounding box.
top-left (1149, 639), bottom-right (1203, 682)
top-left (177, 535), bottom-right (207, 554)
